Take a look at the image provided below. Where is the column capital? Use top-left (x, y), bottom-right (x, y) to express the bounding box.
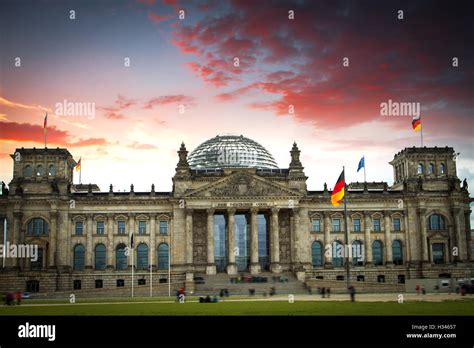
top-left (86, 213), bottom-right (94, 219)
top-left (250, 207), bottom-right (259, 215)
top-left (206, 208), bottom-right (215, 215)
top-left (227, 208), bottom-right (236, 215)
top-left (271, 207), bottom-right (280, 215)
top-left (185, 208), bottom-right (194, 216)
top-left (149, 213), bottom-right (157, 220)
top-left (417, 208), bottom-right (427, 215)
top-left (106, 213), bottom-right (114, 219)
top-left (128, 212), bottom-right (136, 219)
top-left (323, 211), bottom-right (331, 218)
top-left (363, 210), bottom-right (372, 217)
top-left (13, 211), bottom-right (23, 219)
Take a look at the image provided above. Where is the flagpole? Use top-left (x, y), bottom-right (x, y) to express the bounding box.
top-left (363, 159), bottom-right (367, 183)
top-left (131, 239), bottom-right (134, 298)
top-left (168, 243), bottom-right (171, 297)
top-left (343, 166), bottom-right (350, 290)
top-left (420, 115), bottom-right (424, 147)
top-left (79, 164), bottom-right (82, 185)
top-left (149, 249), bottom-right (153, 298)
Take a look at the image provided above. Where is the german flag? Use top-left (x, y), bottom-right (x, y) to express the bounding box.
top-left (412, 115), bottom-right (421, 132)
top-left (75, 158), bottom-right (81, 172)
top-left (331, 170), bottom-right (345, 207)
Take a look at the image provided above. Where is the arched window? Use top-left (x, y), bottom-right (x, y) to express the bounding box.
top-left (157, 243), bottom-right (169, 270)
top-left (311, 241), bottom-right (323, 267)
top-left (136, 243), bottom-right (149, 270)
top-left (372, 240), bottom-right (383, 266)
top-left (36, 165), bottom-right (44, 176)
top-left (27, 218), bottom-right (49, 236)
top-left (23, 165), bottom-right (32, 177)
top-left (429, 214), bottom-right (446, 230)
top-left (48, 164), bottom-right (56, 176)
top-left (439, 163), bottom-right (445, 174)
top-left (332, 241), bottom-right (344, 267)
top-left (416, 163), bottom-right (424, 174)
top-left (392, 240), bottom-right (403, 265)
top-left (352, 240), bottom-right (364, 266)
top-left (116, 243), bottom-right (128, 270)
top-left (428, 163), bottom-right (434, 174)
top-left (73, 244), bottom-right (85, 271)
top-left (95, 244), bottom-right (106, 270)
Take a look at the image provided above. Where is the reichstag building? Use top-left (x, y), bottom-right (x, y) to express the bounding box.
top-left (0, 134), bottom-right (472, 294)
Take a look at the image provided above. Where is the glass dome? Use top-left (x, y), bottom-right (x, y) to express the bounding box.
top-left (188, 134), bottom-right (279, 169)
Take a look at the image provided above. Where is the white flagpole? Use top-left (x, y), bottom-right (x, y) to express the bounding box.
top-left (149, 249), bottom-right (152, 297)
top-left (363, 157), bottom-right (367, 183)
top-left (2, 218), bottom-right (6, 268)
top-left (420, 115), bottom-right (424, 147)
top-left (131, 236), bottom-right (134, 298)
top-left (168, 243), bottom-right (171, 297)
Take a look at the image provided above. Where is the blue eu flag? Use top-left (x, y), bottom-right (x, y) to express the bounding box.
top-left (357, 156), bottom-right (365, 172)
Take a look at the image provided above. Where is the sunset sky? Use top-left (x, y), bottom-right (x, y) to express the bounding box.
top-left (0, 0), bottom-right (473, 205)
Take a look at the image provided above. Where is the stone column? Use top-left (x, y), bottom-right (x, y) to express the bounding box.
top-left (185, 209), bottom-right (193, 267)
top-left (453, 208), bottom-right (467, 262)
top-left (270, 208), bottom-right (281, 273)
top-left (106, 213), bottom-right (114, 268)
top-left (85, 213), bottom-right (93, 269)
top-left (418, 208), bottom-right (428, 263)
top-left (227, 208), bottom-right (237, 275)
top-left (363, 211), bottom-right (373, 265)
top-left (150, 214), bottom-right (156, 270)
top-left (323, 212), bottom-right (331, 265)
top-left (206, 208), bottom-right (216, 275)
top-left (49, 211), bottom-right (58, 269)
top-left (383, 211), bottom-right (393, 264)
top-left (13, 212), bottom-right (22, 269)
top-left (128, 213), bottom-right (135, 269)
top-left (250, 207), bottom-right (260, 275)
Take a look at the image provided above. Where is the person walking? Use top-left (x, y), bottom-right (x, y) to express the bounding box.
top-left (349, 286), bottom-right (356, 302)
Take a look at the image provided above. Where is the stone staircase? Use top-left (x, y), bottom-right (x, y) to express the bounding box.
top-left (193, 272), bottom-right (308, 296)
top-left (305, 278), bottom-right (405, 294)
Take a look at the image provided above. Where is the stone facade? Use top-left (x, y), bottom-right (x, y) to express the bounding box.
top-left (0, 143), bottom-right (472, 295)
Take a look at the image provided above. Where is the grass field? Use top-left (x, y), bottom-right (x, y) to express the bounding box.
top-left (0, 298), bottom-right (473, 316)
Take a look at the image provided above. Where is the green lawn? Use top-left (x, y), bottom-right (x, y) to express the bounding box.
top-left (0, 299), bottom-right (473, 316)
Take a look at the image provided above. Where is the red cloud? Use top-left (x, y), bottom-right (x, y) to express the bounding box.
top-left (168, 1), bottom-right (473, 134)
top-left (148, 11), bottom-right (171, 23)
top-left (143, 95), bottom-right (194, 109)
top-left (0, 121), bottom-right (108, 147)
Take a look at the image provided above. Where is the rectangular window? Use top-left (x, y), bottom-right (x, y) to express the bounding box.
top-left (159, 220), bottom-right (168, 235)
top-left (432, 243), bottom-right (445, 264)
top-left (96, 221), bottom-right (105, 235)
top-left (95, 279), bottom-right (103, 289)
top-left (311, 219), bottom-right (321, 232)
top-left (393, 218), bottom-right (401, 231)
top-left (30, 249), bottom-right (44, 271)
top-left (116, 279), bottom-right (125, 287)
top-left (118, 221), bottom-right (126, 235)
top-left (138, 278), bottom-right (146, 285)
top-left (73, 280), bottom-right (81, 290)
top-left (373, 218), bottom-right (381, 232)
top-left (353, 218), bottom-right (361, 232)
top-left (332, 219), bottom-right (341, 232)
top-left (75, 221), bottom-right (83, 236)
top-left (138, 221), bottom-right (146, 235)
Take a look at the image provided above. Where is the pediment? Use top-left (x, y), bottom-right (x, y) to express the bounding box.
top-left (184, 171), bottom-right (301, 198)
